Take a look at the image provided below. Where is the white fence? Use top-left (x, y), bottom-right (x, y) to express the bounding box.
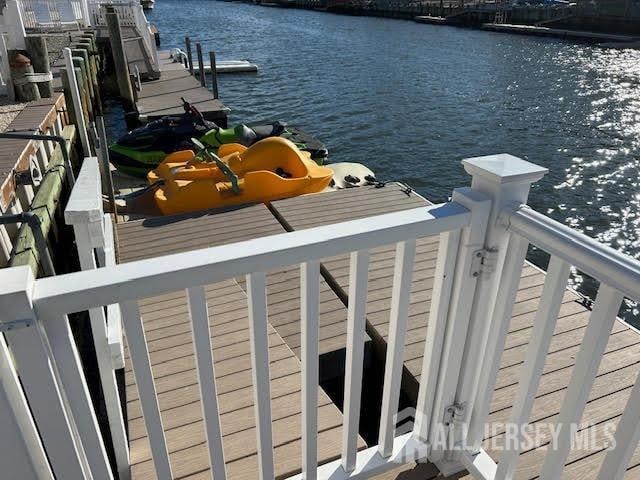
top-left (0, 0), bottom-right (27, 97)
top-left (88, 0), bottom-right (159, 74)
top-left (1, 153), bottom-right (640, 479)
top-left (19, 0), bottom-right (89, 30)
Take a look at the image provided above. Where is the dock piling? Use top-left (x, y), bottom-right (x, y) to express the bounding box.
top-left (24, 36), bottom-right (53, 98)
top-left (196, 42), bottom-right (205, 87)
top-left (209, 51), bottom-right (219, 99)
top-left (105, 5), bottom-right (135, 108)
top-left (185, 36), bottom-right (194, 75)
top-left (63, 48), bottom-right (91, 157)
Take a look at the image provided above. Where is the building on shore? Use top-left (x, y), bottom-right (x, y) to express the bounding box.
top-left (572, 0), bottom-right (640, 33)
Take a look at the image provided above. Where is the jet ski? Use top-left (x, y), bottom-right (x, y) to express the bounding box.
top-left (109, 99), bottom-right (328, 177)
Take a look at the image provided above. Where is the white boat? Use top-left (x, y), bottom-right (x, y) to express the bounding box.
top-left (169, 48), bottom-right (259, 73)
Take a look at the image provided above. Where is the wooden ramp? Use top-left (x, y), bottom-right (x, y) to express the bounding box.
top-left (116, 204), bottom-right (365, 479)
top-left (270, 184), bottom-right (640, 479)
top-left (135, 51), bottom-right (230, 126)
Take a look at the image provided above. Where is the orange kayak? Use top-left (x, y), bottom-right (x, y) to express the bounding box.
top-left (148, 137), bottom-right (333, 215)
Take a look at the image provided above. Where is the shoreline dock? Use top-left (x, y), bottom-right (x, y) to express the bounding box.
top-left (134, 51), bottom-right (230, 126)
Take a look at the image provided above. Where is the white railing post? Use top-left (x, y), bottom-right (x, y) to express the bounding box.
top-left (418, 188), bottom-right (491, 471)
top-left (65, 157), bottom-right (130, 480)
top-left (424, 154), bottom-right (547, 477)
top-left (447, 155), bottom-right (546, 471)
top-left (0, 266), bottom-right (92, 479)
top-left (80, 0), bottom-right (91, 26)
top-left (4, 0), bottom-right (27, 50)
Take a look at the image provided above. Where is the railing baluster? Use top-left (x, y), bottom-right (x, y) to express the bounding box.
top-left (342, 249), bottom-right (370, 473)
top-left (414, 230), bottom-right (461, 443)
top-left (301, 261), bottom-right (320, 480)
top-left (539, 284), bottom-right (623, 479)
top-left (378, 240), bottom-right (417, 457)
top-left (120, 299), bottom-right (173, 480)
top-left (186, 286), bottom-right (227, 480)
top-left (494, 255), bottom-right (571, 480)
top-left (246, 272), bottom-right (275, 480)
top-left (596, 370), bottom-right (640, 480)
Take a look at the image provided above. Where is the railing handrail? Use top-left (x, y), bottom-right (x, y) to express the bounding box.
top-left (502, 203), bottom-right (640, 302)
top-left (33, 202), bottom-right (470, 316)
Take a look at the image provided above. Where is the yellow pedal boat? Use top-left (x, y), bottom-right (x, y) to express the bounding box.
top-left (147, 137), bottom-right (334, 215)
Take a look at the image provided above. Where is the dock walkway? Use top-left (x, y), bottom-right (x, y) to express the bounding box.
top-left (115, 184), bottom-right (640, 479)
top-left (134, 51), bottom-right (229, 126)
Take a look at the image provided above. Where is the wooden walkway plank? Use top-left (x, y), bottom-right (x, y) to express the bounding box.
top-left (135, 51), bottom-right (229, 125)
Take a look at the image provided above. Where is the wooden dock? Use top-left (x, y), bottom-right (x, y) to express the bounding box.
top-left (115, 184), bottom-right (640, 479)
top-left (0, 94), bottom-right (65, 211)
top-left (134, 51), bottom-right (229, 126)
top-left (481, 23), bottom-right (639, 43)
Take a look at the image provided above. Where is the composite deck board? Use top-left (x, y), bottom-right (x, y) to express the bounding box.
top-left (270, 183), bottom-right (640, 479)
top-left (117, 205), bottom-right (370, 356)
top-left (135, 51), bottom-right (229, 123)
top-left (117, 203), bottom-right (365, 480)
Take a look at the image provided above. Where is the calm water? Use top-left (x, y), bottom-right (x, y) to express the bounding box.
top-left (142, 1), bottom-right (640, 324)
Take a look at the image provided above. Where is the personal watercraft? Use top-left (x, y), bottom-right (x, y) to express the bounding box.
top-left (109, 99), bottom-right (328, 177)
top-left (148, 137), bottom-right (333, 215)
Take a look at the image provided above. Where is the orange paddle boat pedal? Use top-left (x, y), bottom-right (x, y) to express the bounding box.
top-left (147, 137), bottom-right (334, 215)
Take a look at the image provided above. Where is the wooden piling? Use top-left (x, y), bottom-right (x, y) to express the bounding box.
top-left (71, 49), bottom-right (95, 104)
top-left (185, 36), bottom-right (194, 75)
top-left (209, 51), bottom-right (219, 99)
top-left (72, 63), bottom-right (90, 124)
top-left (105, 5), bottom-right (135, 108)
top-left (24, 36), bottom-right (53, 98)
top-left (196, 42), bottom-right (205, 87)
top-left (60, 68), bottom-right (77, 124)
top-left (72, 57), bottom-right (93, 122)
top-left (9, 52), bottom-right (40, 102)
top-left (74, 39), bottom-right (102, 115)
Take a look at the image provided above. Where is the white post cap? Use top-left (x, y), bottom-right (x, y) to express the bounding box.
top-left (462, 154), bottom-right (548, 185)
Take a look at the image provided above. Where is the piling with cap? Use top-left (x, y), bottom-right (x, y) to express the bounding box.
top-left (9, 52), bottom-right (40, 102)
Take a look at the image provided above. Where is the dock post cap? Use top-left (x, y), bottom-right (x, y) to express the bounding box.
top-left (462, 153), bottom-right (548, 185)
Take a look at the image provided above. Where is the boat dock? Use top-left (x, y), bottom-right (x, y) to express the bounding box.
top-left (481, 23), bottom-right (639, 43)
top-left (134, 51), bottom-right (230, 126)
top-left (113, 183), bottom-right (640, 479)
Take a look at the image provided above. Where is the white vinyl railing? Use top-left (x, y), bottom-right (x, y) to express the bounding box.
top-left (2, 153), bottom-right (640, 479)
top-left (19, 0), bottom-right (89, 30)
top-left (88, 0), bottom-right (159, 71)
top-left (487, 203), bottom-right (640, 480)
